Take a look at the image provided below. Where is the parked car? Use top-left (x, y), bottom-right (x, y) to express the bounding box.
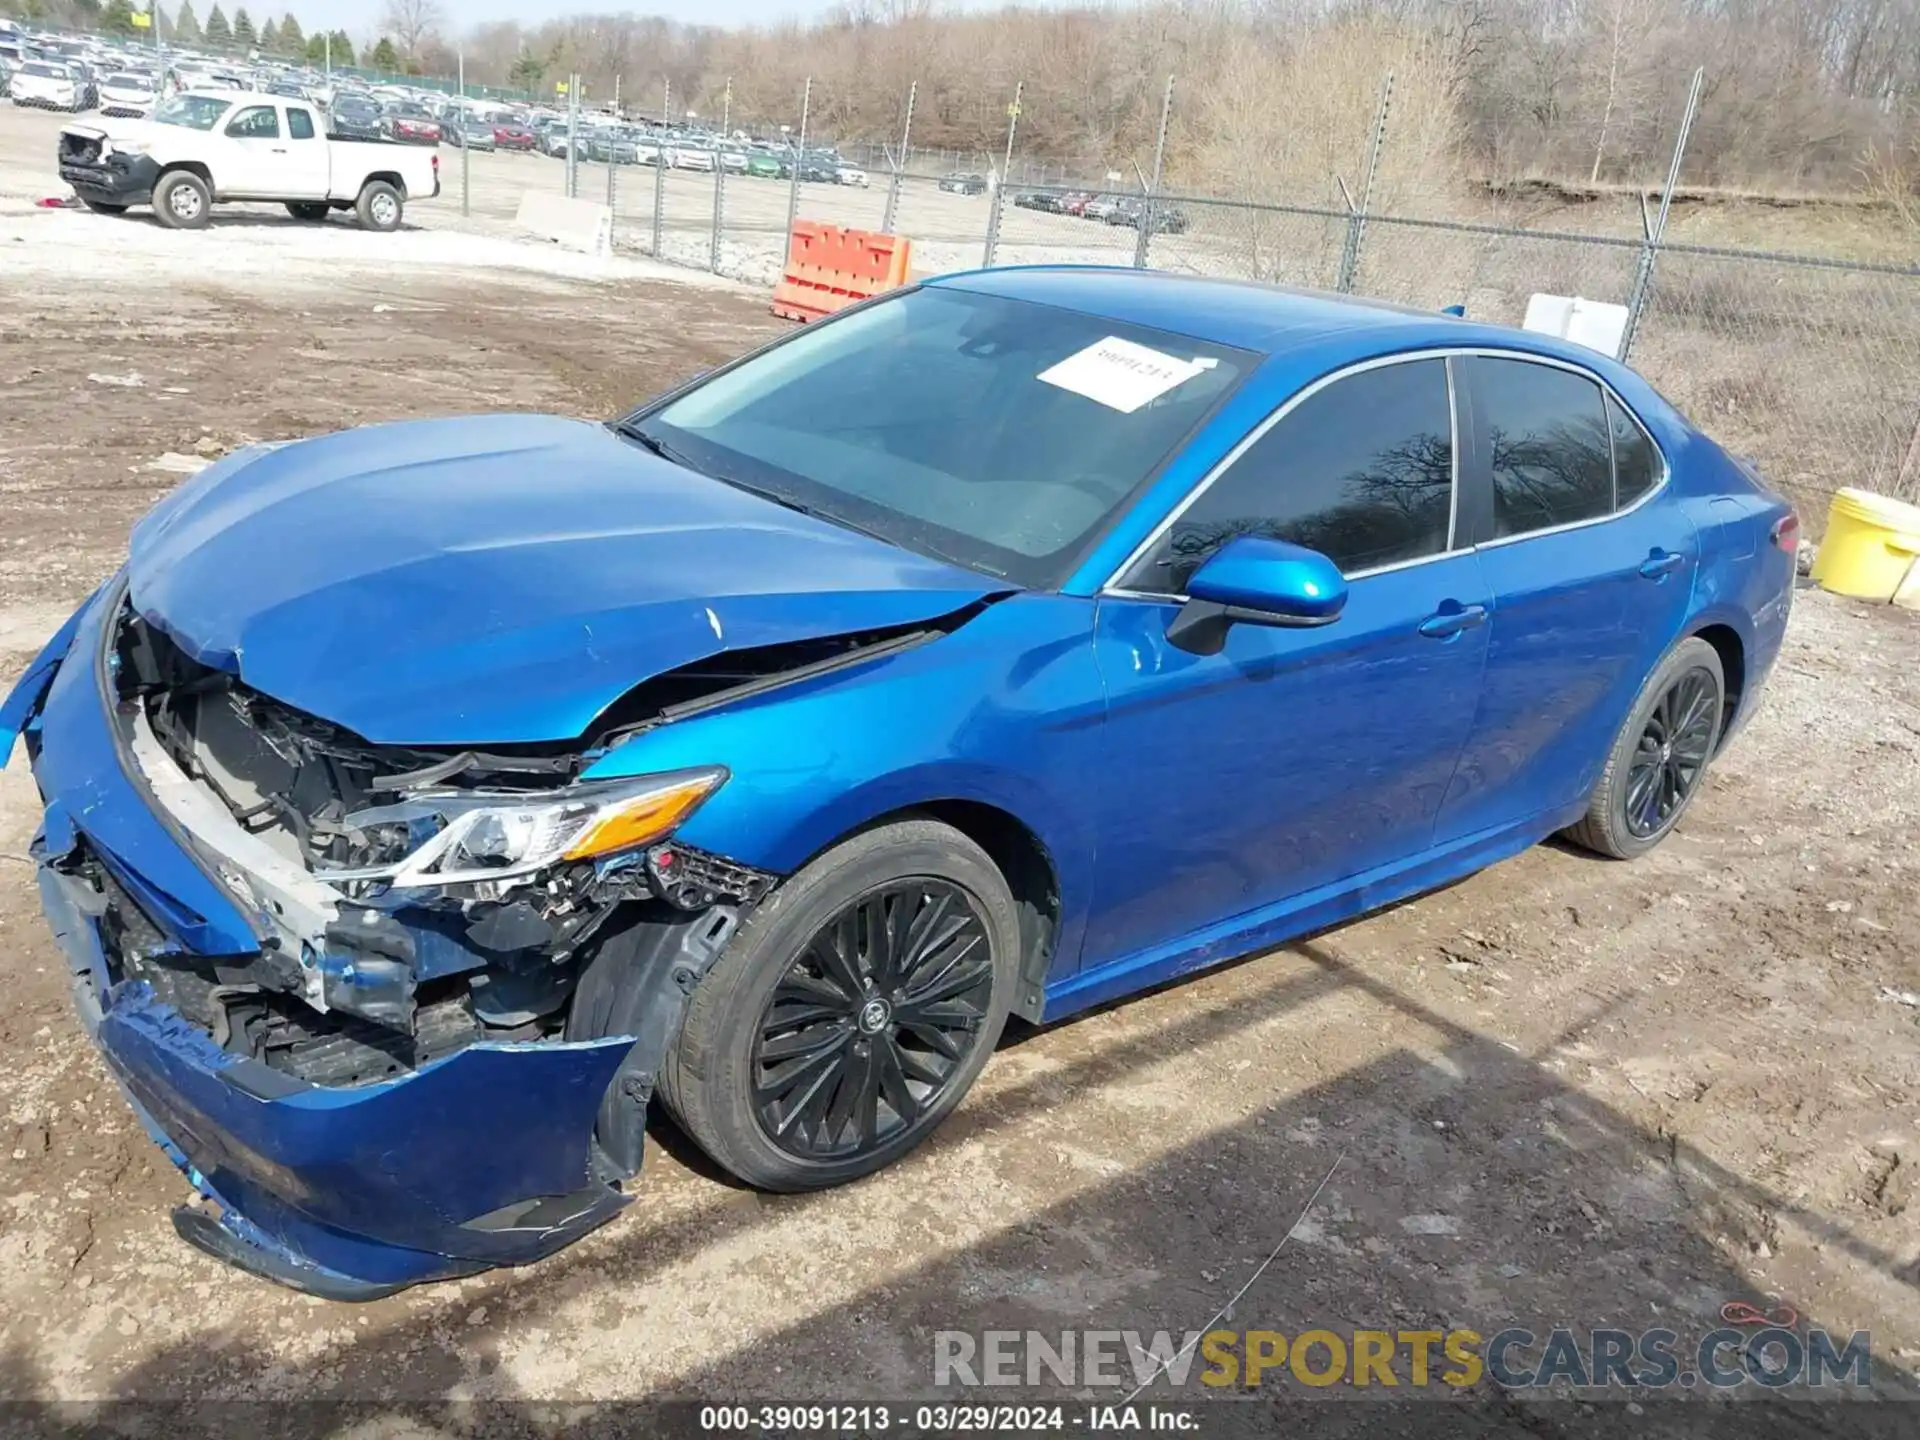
top-left (940, 172), bottom-right (986, 195)
top-left (836, 163), bottom-right (869, 187)
top-left (493, 119), bottom-right (537, 151)
top-left (327, 93), bottom-right (384, 141)
top-left (382, 103), bottom-right (441, 146)
top-left (1083, 193), bottom-right (1123, 222)
top-left (718, 148), bottom-right (748, 174)
top-left (58, 91), bottom-right (440, 229)
top-left (97, 70), bottom-right (156, 118)
top-left (1109, 197), bottom-right (1190, 234)
top-left (10, 60), bottom-right (82, 111)
top-left (1, 270), bottom-right (1794, 1300)
top-left (1012, 189), bottom-right (1058, 212)
top-left (744, 150), bottom-right (781, 179)
top-left (670, 142), bottom-right (714, 171)
top-left (442, 112), bottom-right (496, 152)
top-left (1057, 191), bottom-right (1093, 216)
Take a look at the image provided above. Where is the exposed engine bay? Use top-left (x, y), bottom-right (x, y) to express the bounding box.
top-left (89, 608), bottom-right (793, 1088)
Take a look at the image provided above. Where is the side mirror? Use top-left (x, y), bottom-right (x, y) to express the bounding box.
top-left (1165, 536), bottom-right (1348, 656)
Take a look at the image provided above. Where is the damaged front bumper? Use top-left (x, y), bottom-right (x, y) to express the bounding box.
top-left (3, 582), bottom-right (740, 1299)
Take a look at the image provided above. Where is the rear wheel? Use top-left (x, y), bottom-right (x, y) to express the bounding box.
top-left (660, 819), bottom-right (1019, 1191)
top-left (152, 170), bottom-right (211, 230)
top-left (355, 180), bottom-right (403, 232)
top-left (80, 199), bottom-right (128, 215)
top-left (1565, 636), bottom-right (1725, 859)
top-left (285, 201), bottom-right (330, 222)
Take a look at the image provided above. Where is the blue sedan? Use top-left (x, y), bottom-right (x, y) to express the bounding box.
top-left (0, 269), bottom-right (1796, 1298)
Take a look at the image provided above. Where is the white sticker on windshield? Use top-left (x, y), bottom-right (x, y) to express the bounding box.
top-left (1037, 336), bottom-right (1211, 414)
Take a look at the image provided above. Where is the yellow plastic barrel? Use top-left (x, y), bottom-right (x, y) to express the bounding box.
top-left (1810, 487), bottom-right (1920, 601)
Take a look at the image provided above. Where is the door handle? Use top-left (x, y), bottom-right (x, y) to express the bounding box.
top-left (1639, 550), bottom-right (1687, 579)
top-left (271, 147), bottom-right (288, 154)
top-left (1418, 603), bottom-right (1487, 639)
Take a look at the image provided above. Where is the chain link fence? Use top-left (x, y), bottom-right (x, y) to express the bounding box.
top-left (437, 89), bottom-right (1912, 522)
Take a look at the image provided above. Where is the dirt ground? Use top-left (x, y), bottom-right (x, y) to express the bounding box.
top-left (1, 101), bottom-right (1919, 1425)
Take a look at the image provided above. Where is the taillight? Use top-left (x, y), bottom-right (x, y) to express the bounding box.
top-left (1771, 512), bottom-right (1800, 552)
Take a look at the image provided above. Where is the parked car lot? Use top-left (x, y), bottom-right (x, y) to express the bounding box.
top-left (0, 95), bottom-right (1915, 1410)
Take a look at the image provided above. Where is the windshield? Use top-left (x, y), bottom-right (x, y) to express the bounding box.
top-left (632, 286), bottom-right (1252, 586)
top-left (22, 62), bottom-right (67, 78)
top-left (335, 98), bottom-right (376, 116)
top-left (106, 73), bottom-right (151, 89)
top-left (154, 94), bottom-right (233, 130)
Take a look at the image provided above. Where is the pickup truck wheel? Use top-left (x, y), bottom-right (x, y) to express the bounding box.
top-left (355, 181), bottom-right (404, 232)
top-left (659, 818), bottom-right (1020, 1192)
top-left (153, 170), bottom-right (211, 230)
top-left (80, 199), bottom-right (128, 215)
top-left (285, 201), bottom-right (331, 222)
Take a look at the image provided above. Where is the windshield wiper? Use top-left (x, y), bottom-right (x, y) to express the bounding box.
top-left (611, 419), bottom-right (704, 473)
top-left (716, 478), bottom-right (895, 545)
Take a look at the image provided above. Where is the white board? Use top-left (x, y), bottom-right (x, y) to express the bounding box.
top-left (1522, 292), bottom-right (1629, 358)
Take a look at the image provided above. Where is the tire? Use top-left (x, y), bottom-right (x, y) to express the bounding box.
top-left (1564, 636), bottom-right (1725, 859)
top-left (80, 199), bottom-right (127, 215)
top-left (285, 201), bottom-right (330, 222)
top-left (659, 818), bottom-right (1020, 1191)
top-left (152, 170), bottom-right (211, 230)
top-left (355, 180), bottom-right (403, 232)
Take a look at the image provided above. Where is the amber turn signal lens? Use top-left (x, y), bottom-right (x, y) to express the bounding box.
top-left (561, 775), bottom-right (722, 861)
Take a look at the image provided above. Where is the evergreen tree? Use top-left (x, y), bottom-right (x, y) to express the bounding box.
top-left (329, 30), bottom-right (355, 66)
top-left (173, 0), bottom-right (201, 43)
top-left (369, 36), bottom-right (399, 71)
top-left (103, 0), bottom-right (138, 33)
top-left (232, 6), bottom-right (253, 45)
top-left (279, 14), bottom-right (303, 56)
top-left (259, 17), bottom-right (277, 51)
top-left (203, 3), bottom-right (230, 44)
top-left (72, 0), bottom-right (104, 28)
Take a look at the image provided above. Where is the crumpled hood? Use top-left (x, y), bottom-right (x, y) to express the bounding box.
top-left (127, 414), bottom-right (999, 746)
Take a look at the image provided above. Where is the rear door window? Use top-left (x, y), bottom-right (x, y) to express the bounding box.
top-left (1469, 357), bottom-right (1614, 538)
top-left (287, 107), bottom-right (316, 140)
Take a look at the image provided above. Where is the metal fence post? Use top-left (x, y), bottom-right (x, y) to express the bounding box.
top-left (1337, 72), bottom-right (1392, 293)
top-left (607, 74), bottom-right (620, 216)
top-left (983, 81), bottom-right (1021, 267)
top-left (710, 76), bottom-right (731, 272)
top-left (458, 52), bottom-right (469, 217)
top-left (1133, 75), bottom-right (1173, 270)
top-left (652, 78), bottom-right (669, 257)
top-left (882, 80), bottom-right (915, 236)
top-left (565, 75), bottom-right (579, 199)
top-left (786, 77), bottom-right (813, 238)
top-left (1618, 67), bottom-right (1704, 364)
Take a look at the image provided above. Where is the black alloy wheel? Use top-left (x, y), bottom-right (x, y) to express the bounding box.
top-left (752, 879), bottom-right (996, 1160)
top-left (1564, 634), bottom-right (1726, 860)
top-left (1623, 667), bottom-right (1718, 838)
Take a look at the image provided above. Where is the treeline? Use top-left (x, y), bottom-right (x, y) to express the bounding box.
top-left (15, 0), bottom-right (1919, 203)
top-left (448, 0), bottom-right (1920, 199)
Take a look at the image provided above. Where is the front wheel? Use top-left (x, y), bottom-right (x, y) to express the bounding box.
top-left (355, 180), bottom-right (403, 232)
top-left (1565, 636), bottom-right (1725, 859)
top-left (152, 170), bottom-right (211, 230)
top-left (659, 819), bottom-right (1020, 1191)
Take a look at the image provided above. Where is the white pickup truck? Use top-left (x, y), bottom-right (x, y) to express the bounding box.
top-left (58, 90), bottom-right (440, 231)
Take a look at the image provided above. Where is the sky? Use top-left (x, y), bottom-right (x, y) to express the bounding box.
top-left (312, 0), bottom-right (842, 36)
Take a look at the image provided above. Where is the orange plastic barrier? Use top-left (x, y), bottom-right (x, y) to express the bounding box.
top-left (771, 221), bottom-right (914, 323)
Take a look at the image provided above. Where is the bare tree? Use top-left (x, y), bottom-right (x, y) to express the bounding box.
top-left (381, 0), bottom-right (446, 64)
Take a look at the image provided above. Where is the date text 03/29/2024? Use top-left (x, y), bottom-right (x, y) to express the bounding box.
top-left (697, 1405), bottom-right (1197, 1432)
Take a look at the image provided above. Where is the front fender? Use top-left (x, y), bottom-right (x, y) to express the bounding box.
top-left (1, 588), bottom-right (98, 762)
top-left (582, 594), bottom-right (1106, 975)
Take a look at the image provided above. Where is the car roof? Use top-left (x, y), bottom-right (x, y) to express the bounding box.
top-left (925, 265), bottom-right (1637, 378)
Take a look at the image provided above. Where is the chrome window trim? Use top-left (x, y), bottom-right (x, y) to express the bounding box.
top-left (1099, 344), bottom-right (1671, 599)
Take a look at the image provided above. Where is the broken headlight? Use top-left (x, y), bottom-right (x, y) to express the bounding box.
top-left (317, 767), bottom-right (726, 890)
